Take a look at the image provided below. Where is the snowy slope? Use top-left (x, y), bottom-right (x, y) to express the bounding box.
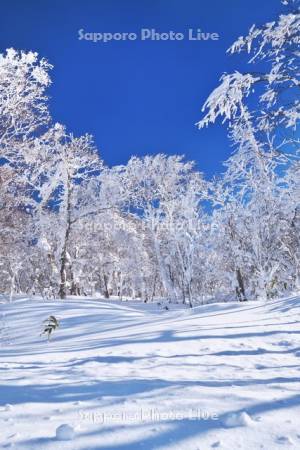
top-left (0, 296), bottom-right (300, 449)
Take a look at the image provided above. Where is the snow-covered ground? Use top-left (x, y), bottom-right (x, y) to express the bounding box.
top-left (1, 295), bottom-right (300, 449)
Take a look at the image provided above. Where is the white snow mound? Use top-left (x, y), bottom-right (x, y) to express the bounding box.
top-left (223, 411), bottom-right (254, 428)
top-left (56, 424), bottom-right (75, 441)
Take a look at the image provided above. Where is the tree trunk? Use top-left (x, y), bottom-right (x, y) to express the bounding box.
top-left (236, 268), bottom-right (247, 301)
top-left (151, 230), bottom-right (177, 301)
top-left (103, 273), bottom-right (110, 299)
top-left (58, 177), bottom-right (72, 299)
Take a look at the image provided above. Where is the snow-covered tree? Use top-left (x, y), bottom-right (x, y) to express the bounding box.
top-left (30, 125), bottom-right (104, 298)
top-left (0, 48), bottom-right (51, 162)
top-left (197, 0), bottom-right (300, 300)
top-left (116, 154), bottom-right (207, 304)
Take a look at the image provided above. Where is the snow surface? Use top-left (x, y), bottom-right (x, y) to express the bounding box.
top-left (0, 295), bottom-right (300, 449)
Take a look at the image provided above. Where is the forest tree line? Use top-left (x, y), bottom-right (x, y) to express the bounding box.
top-left (0, 1), bottom-right (299, 304)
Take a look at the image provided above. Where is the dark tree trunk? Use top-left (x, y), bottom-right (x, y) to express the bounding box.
top-left (103, 274), bottom-right (110, 299)
top-left (236, 268), bottom-right (247, 301)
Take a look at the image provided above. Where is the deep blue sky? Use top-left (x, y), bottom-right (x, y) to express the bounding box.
top-left (0, 0), bottom-right (282, 177)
